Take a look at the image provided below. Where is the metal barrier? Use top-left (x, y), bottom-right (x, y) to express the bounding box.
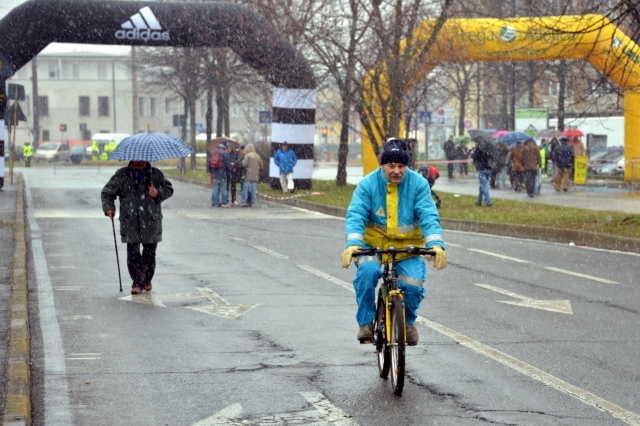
top-left (629, 157), bottom-right (640, 190)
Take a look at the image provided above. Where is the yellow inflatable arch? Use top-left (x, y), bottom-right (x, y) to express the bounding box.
top-left (362, 14), bottom-right (640, 182)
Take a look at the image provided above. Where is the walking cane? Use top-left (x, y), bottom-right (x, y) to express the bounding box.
top-left (110, 217), bottom-right (123, 292)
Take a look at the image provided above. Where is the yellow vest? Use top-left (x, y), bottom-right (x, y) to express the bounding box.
top-left (23, 145), bottom-right (33, 157)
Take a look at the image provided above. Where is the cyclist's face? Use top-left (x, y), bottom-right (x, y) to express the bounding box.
top-left (382, 162), bottom-right (407, 183)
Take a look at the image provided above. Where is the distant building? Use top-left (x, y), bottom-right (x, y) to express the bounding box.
top-left (6, 48), bottom-right (268, 149)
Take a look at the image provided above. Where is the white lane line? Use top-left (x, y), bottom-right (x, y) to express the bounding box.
top-left (223, 233), bottom-right (244, 241)
top-left (70, 353), bottom-right (101, 356)
top-left (252, 245), bottom-right (288, 259)
top-left (415, 316), bottom-right (640, 425)
top-left (544, 266), bottom-right (619, 285)
top-left (66, 357), bottom-right (100, 361)
top-left (54, 286), bottom-right (83, 291)
top-left (25, 179), bottom-right (74, 425)
top-left (297, 265), bottom-right (354, 292)
top-left (302, 266), bottom-right (640, 425)
top-left (300, 392), bottom-right (361, 425)
top-left (446, 242), bottom-right (462, 247)
top-left (62, 315), bottom-right (93, 321)
top-left (468, 248), bottom-right (531, 263)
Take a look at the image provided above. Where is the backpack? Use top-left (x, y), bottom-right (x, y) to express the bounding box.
top-left (209, 150), bottom-right (223, 169)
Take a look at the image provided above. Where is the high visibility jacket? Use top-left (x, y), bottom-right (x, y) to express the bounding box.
top-left (345, 168), bottom-right (444, 262)
top-left (539, 147), bottom-right (546, 165)
top-left (23, 144), bottom-right (33, 157)
top-left (91, 141), bottom-right (99, 154)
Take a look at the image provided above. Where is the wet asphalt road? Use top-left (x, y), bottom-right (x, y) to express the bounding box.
top-left (21, 166), bottom-right (640, 425)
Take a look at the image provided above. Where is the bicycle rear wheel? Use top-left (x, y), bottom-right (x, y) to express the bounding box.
top-left (389, 296), bottom-right (405, 395)
top-left (375, 292), bottom-right (390, 378)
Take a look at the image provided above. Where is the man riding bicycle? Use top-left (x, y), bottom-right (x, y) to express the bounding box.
top-left (342, 139), bottom-right (447, 345)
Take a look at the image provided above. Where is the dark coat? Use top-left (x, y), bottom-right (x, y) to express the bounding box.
top-left (554, 143), bottom-right (575, 169)
top-left (209, 148), bottom-right (232, 179)
top-left (443, 140), bottom-right (455, 160)
top-left (470, 147), bottom-right (493, 171)
top-left (511, 145), bottom-right (525, 172)
top-left (101, 162), bottom-right (174, 244)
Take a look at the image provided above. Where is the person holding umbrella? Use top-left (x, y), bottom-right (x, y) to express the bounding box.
top-left (101, 132), bottom-right (191, 294)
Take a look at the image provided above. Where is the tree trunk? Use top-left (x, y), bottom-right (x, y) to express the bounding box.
top-left (509, 63), bottom-right (516, 130)
top-left (189, 97), bottom-right (197, 169)
top-left (216, 85), bottom-right (224, 138)
top-left (557, 60), bottom-right (566, 131)
top-left (336, 99), bottom-right (350, 186)
top-left (223, 84), bottom-right (230, 137)
top-left (206, 87), bottom-right (213, 142)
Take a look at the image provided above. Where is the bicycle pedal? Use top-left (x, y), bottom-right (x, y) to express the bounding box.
top-left (359, 339), bottom-right (372, 344)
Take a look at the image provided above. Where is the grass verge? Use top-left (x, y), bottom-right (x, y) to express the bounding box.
top-left (164, 168), bottom-right (640, 239)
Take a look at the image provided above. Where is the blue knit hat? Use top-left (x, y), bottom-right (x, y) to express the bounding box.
top-left (380, 139), bottom-right (409, 165)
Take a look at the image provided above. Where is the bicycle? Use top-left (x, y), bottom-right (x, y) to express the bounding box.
top-left (353, 245), bottom-right (435, 395)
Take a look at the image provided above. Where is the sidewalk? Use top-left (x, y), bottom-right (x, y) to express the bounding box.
top-left (312, 165), bottom-right (640, 215)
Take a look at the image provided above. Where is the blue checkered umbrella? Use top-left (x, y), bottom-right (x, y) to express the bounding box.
top-left (109, 132), bottom-right (194, 162)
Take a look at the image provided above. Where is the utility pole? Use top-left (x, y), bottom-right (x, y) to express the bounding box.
top-left (31, 57), bottom-right (39, 150)
top-left (132, 47), bottom-right (139, 133)
top-left (112, 59), bottom-right (117, 132)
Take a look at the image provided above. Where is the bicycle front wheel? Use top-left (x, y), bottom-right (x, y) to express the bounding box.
top-left (389, 296), bottom-right (405, 395)
top-left (375, 292), bottom-right (390, 378)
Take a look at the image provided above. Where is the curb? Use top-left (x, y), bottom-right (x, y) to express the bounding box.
top-left (169, 175), bottom-right (640, 254)
top-left (3, 175), bottom-right (31, 426)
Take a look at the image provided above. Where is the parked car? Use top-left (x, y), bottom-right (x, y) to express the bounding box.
top-left (592, 160), bottom-right (624, 176)
top-left (33, 142), bottom-right (70, 163)
top-left (70, 145), bottom-right (87, 164)
top-left (587, 149), bottom-right (623, 175)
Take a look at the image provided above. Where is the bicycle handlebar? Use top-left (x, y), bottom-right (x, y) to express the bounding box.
top-left (353, 246), bottom-right (436, 257)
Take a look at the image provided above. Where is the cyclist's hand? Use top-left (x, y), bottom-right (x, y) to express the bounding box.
top-left (341, 246), bottom-right (362, 268)
top-left (105, 210), bottom-right (115, 219)
top-left (426, 245), bottom-right (447, 270)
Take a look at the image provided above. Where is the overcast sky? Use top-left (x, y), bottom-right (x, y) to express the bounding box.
top-left (0, 0), bottom-right (130, 55)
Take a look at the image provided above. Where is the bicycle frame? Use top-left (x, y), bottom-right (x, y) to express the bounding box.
top-left (382, 257), bottom-right (406, 345)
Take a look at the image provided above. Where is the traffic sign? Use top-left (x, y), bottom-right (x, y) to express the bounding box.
top-left (195, 122), bottom-right (204, 132)
top-left (436, 117), bottom-right (446, 125)
top-left (464, 120), bottom-right (473, 129)
top-left (259, 111), bottom-right (272, 124)
top-left (59, 124), bottom-right (67, 132)
top-left (419, 111), bottom-right (432, 124)
top-left (8, 84), bottom-right (25, 101)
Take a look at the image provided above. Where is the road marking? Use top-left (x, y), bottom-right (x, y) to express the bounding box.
top-left (25, 179), bottom-right (74, 424)
top-left (192, 392), bottom-right (359, 425)
top-left (446, 242), bottom-right (462, 247)
top-left (62, 315), bottom-right (93, 321)
top-left (54, 286), bottom-right (83, 291)
top-left (467, 248), bottom-right (531, 263)
top-left (67, 353), bottom-right (101, 361)
top-left (252, 245), bottom-right (288, 259)
top-left (304, 266), bottom-right (640, 425)
top-left (475, 284), bottom-right (573, 314)
top-left (120, 287), bottom-right (257, 319)
top-left (415, 316), bottom-right (640, 426)
top-left (297, 265), bottom-right (354, 292)
top-left (544, 266), bottom-right (619, 284)
top-left (223, 233), bottom-right (244, 241)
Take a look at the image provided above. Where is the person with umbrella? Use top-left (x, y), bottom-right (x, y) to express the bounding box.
top-left (101, 132), bottom-right (191, 294)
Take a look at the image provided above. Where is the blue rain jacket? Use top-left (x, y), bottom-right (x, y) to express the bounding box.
top-left (274, 149), bottom-right (297, 174)
top-left (345, 167), bottom-right (444, 262)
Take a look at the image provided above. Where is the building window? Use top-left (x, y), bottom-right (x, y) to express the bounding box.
top-left (98, 97), bottom-right (109, 117)
top-left (37, 96), bottom-right (49, 116)
top-left (48, 62), bottom-right (59, 79)
top-left (150, 97), bottom-right (157, 117)
top-left (42, 130), bottom-right (50, 141)
top-left (139, 97), bottom-right (145, 117)
top-left (73, 63), bottom-right (80, 80)
top-left (97, 64), bottom-right (107, 80)
top-left (79, 96), bottom-right (90, 117)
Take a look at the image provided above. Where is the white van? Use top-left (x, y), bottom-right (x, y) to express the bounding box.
top-left (87, 133), bottom-right (130, 157)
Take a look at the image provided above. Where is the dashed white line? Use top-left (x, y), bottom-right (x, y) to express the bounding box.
top-left (300, 265), bottom-right (640, 425)
top-left (54, 286), bottom-right (83, 291)
top-left (252, 245), bottom-right (288, 259)
top-left (467, 248), bottom-right (531, 263)
top-left (223, 233), bottom-right (244, 241)
top-left (544, 266), bottom-right (619, 285)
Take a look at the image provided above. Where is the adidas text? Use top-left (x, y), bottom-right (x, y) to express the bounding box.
top-left (115, 29), bottom-right (170, 41)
